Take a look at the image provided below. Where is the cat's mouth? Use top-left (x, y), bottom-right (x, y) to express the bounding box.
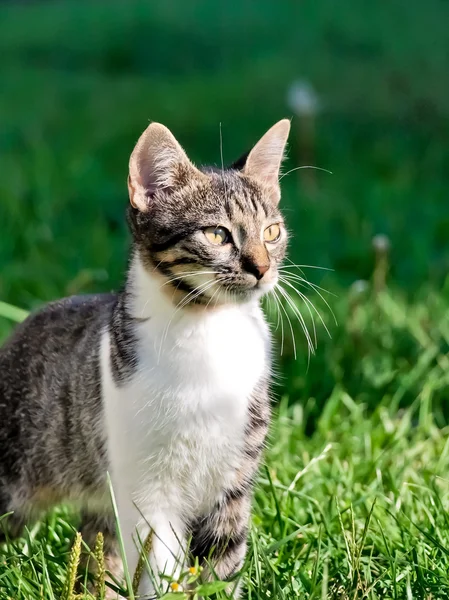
top-left (209, 274), bottom-right (277, 304)
top-left (162, 268), bottom-right (277, 307)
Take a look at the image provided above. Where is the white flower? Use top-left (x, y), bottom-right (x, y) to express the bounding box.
top-left (350, 280), bottom-right (370, 297)
top-left (372, 234), bottom-right (391, 253)
top-left (287, 80), bottom-right (320, 116)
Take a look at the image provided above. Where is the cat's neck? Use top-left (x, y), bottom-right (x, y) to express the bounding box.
top-left (124, 252), bottom-right (259, 324)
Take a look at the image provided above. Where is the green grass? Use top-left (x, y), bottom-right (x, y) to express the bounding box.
top-left (1, 0), bottom-right (449, 597)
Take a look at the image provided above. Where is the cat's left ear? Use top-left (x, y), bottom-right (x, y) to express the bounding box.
top-left (243, 119), bottom-right (291, 204)
top-left (128, 122), bottom-right (205, 211)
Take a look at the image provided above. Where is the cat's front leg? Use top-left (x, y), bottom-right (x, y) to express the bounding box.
top-left (189, 382), bottom-right (270, 598)
top-left (138, 511), bottom-right (186, 598)
top-left (189, 493), bottom-right (252, 599)
top-left (116, 494), bottom-right (186, 598)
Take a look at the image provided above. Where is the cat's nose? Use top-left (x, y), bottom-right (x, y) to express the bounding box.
top-left (254, 264), bottom-right (270, 279)
top-left (243, 259), bottom-right (270, 280)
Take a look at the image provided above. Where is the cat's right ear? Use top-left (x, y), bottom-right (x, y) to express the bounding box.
top-left (128, 123), bottom-right (203, 211)
top-left (243, 119), bottom-right (291, 204)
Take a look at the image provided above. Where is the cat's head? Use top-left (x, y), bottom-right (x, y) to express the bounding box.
top-left (127, 120), bottom-right (290, 306)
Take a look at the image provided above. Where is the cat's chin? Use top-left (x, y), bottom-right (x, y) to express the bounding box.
top-left (213, 280), bottom-right (276, 306)
top-left (256, 280), bottom-right (277, 295)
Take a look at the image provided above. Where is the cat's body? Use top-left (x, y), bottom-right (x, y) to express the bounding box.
top-left (0, 294), bottom-right (113, 517)
top-left (0, 120), bottom-right (291, 598)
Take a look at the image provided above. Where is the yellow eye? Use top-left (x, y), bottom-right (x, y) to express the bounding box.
top-left (204, 226), bottom-right (230, 245)
top-left (264, 223), bottom-right (281, 243)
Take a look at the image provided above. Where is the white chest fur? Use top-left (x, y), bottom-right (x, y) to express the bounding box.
top-left (101, 262), bottom-right (268, 523)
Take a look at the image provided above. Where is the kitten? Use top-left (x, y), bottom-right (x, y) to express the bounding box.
top-left (0, 119), bottom-right (290, 598)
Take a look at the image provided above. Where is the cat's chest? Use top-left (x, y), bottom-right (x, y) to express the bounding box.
top-left (131, 307), bottom-right (267, 427)
top-left (103, 305), bottom-right (268, 513)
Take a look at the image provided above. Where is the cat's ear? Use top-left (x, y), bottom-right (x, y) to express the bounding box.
top-left (128, 122), bottom-right (203, 211)
top-left (243, 119), bottom-right (291, 203)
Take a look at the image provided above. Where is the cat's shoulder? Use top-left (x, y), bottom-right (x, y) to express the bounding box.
top-left (23, 292), bottom-right (116, 326)
top-left (0, 293), bottom-right (118, 354)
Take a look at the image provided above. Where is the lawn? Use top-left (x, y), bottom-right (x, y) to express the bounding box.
top-left (1, 0), bottom-right (449, 598)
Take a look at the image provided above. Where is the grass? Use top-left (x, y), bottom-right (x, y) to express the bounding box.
top-left (1, 0), bottom-right (449, 597)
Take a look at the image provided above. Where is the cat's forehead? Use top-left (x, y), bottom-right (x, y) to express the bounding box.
top-left (190, 170), bottom-right (281, 221)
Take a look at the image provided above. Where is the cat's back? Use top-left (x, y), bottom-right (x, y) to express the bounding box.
top-left (0, 293), bottom-right (117, 368)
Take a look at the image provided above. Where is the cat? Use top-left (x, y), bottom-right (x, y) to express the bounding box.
top-left (0, 119), bottom-right (291, 598)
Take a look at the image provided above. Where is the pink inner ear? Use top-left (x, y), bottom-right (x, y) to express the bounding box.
top-left (127, 175), bottom-right (136, 206)
top-left (128, 171), bottom-right (151, 212)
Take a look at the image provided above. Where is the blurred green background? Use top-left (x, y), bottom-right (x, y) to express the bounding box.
top-left (1, 0), bottom-right (448, 422)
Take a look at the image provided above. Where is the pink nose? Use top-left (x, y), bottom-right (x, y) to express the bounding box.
top-left (255, 264), bottom-right (270, 279)
top-left (242, 255), bottom-right (270, 280)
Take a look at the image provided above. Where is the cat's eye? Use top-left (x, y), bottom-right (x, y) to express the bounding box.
top-left (264, 223), bottom-right (281, 243)
top-left (204, 226), bottom-right (230, 245)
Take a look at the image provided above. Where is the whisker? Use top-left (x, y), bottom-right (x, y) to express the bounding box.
top-left (280, 271), bottom-right (337, 298)
top-left (263, 288), bottom-right (280, 332)
top-left (213, 286), bottom-right (223, 309)
top-left (276, 282), bottom-right (314, 356)
top-left (274, 285), bottom-right (298, 360)
top-left (278, 277), bottom-right (317, 350)
top-left (272, 288), bottom-right (281, 332)
top-left (279, 276), bottom-right (333, 339)
top-left (219, 121), bottom-right (230, 208)
top-left (279, 165), bottom-right (333, 180)
top-left (282, 257), bottom-right (334, 272)
top-left (281, 273), bottom-right (338, 326)
top-left (160, 271), bottom-right (219, 288)
top-left (271, 288), bottom-right (285, 356)
top-left (263, 293), bottom-right (274, 323)
top-left (205, 285), bottom-right (221, 310)
top-left (280, 293), bottom-right (312, 371)
top-left (177, 280), bottom-right (216, 311)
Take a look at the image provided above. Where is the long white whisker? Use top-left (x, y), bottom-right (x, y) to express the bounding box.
top-left (283, 257), bottom-right (334, 272)
top-left (205, 285), bottom-right (221, 310)
top-left (177, 280), bottom-right (216, 311)
top-left (271, 288), bottom-right (285, 356)
top-left (272, 287), bottom-right (281, 332)
top-left (213, 286), bottom-right (223, 309)
top-left (281, 273), bottom-right (338, 325)
top-left (264, 293), bottom-right (273, 322)
top-left (278, 277), bottom-right (317, 350)
top-left (277, 282), bottom-right (314, 356)
top-left (275, 285), bottom-right (298, 360)
top-left (279, 165), bottom-right (333, 180)
top-left (281, 270), bottom-right (337, 298)
top-left (279, 276), bottom-right (333, 339)
top-left (160, 271), bottom-right (219, 288)
top-left (219, 122), bottom-right (230, 208)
